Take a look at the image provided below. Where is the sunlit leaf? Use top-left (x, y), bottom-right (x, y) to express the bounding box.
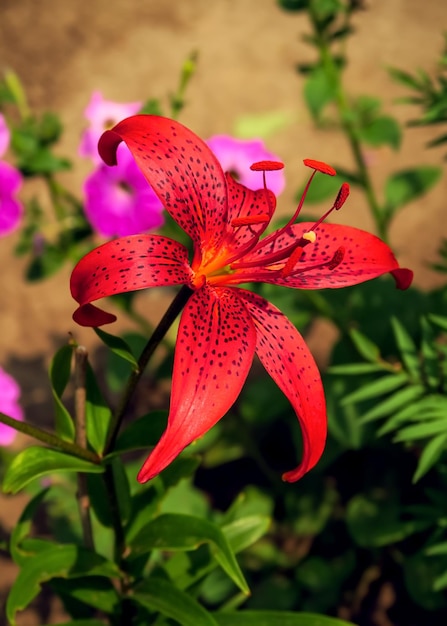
top-left (128, 513), bottom-right (249, 594)
top-left (341, 372), bottom-right (409, 406)
top-left (6, 545), bottom-right (120, 625)
top-left (360, 384), bottom-right (425, 423)
top-left (3, 447), bottom-right (103, 494)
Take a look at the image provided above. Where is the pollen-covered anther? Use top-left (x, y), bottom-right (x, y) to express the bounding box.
top-left (250, 160), bottom-right (285, 171)
top-left (334, 183), bottom-right (350, 210)
top-left (302, 230), bottom-right (317, 244)
top-left (280, 246), bottom-right (304, 277)
top-left (303, 159), bottom-right (336, 177)
top-left (327, 246), bottom-right (345, 270)
top-left (231, 213), bottom-right (270, 227)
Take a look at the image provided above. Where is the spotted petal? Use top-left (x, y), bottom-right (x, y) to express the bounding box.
top-left (237, 223), bottom-right (413, 290)
top-left (71, 234), bottom-right (191, 326)
top-left (239, 290), bottom-right (326, 482)
top-left (99, 115), bottom-right (228, 263)
top-left (137, 285), bottom-right (257, 482)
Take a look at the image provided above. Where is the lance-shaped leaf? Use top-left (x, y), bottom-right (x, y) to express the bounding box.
top-left (128, 513), bottom-right (249, 594)
top-left (6, 544), bottom-right (120, 626)
top-left (3, 447), bottom-right (103, 494)
top-left (133, 577), bottom-right (218, 626)
top-left (212, 611), bottom-right (356, 626)
top-left (49, 344), bottom-right (75, 440)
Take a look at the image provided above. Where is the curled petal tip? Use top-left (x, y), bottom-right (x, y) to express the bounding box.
top-left (98, 129), bottom-right (123, 166)
top-left (392, 268), bottom-right (413, 290)
top-left (73, 303), bottom-right (117, 327)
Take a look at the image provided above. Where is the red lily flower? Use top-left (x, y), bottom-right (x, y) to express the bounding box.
top-left (70, 115), bottom-right (412, 483)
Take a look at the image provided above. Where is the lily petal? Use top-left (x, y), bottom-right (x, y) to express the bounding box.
top-left (137, 285), bottom-right (257, 482)
top-left (240, 223), bottom-right (413, 290)
top-left (99, 115), bottom-right (228, 261)
top-left (239, 289), bottom-right (326, 482)
top-left (71, 234), bottom-right (191, 327)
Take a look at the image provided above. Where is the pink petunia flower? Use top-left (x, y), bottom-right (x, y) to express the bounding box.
top-left (79, 91), bottom-right (142, 165)
top-left (0, 113), bottom-right (23, 237)
top-left (83, 143), bottom-right (164, 238)
top-left (206, 135), bottom-right (285, 196)
top-left (71, 115), bottom-right (412, 484)
top-left (0, 367), bottom-right (24, 446)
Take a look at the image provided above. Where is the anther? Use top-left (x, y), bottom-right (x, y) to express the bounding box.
top-left (280, 246), bottom-right (304, 277)
top-left (231, 214), bottom-right (270, 227)
top-left (303, 159), bottom-right (336, 176)
top-left (302, 230), bottom-right (316, 243)
top-left (250, 160), bottom-right (285, 171)
top-left (334, 183), bottom-right (350, 210)
top-left (327, 246), bottom-right (345, 270)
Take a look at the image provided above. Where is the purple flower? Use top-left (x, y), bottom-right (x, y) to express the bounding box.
top-left (206, 135), bottom-right (285, 196)
top-left (0, 367), bottom-right (23, 446)
top-left (79, 91), bottom-right (142, 164)
top-left (83, 143), bottom-right (164, 237)
top-left (0, 114), bottom-right (23, 237)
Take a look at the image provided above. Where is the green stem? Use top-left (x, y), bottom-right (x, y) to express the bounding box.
top-left (104, 284), bottom-right (194, 454)
top-left (308, 6), bottom-right (387, 240)
top-left (0, 412), bottom-right (101, 464)
top-left (74, 346), bottom-right (95, 550)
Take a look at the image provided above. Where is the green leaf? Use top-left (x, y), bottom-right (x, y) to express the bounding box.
top-left (163, 514), bottom-right (269, 592)
top-left (10, 488), bottom-right (49, 565)
top-left (378, 394), bottom-right (447, 435)
top-left (328, 363), bottom-right (387, 375)
top-left (112, 411), bottom-right (168, 455)
top-left (349, 328), bottom-right (381, 363)
top-left (3, 447), bottom-right (103, 494)
top-left (303, 67), bottom-right (336, 120)
top-left (6, 545), bottom-right (120, 625)
top-left (278, 0), bottom-right (308, 12)
top-left (360, 384), bottom-right (425, 424)
top-left (384, 166), bottom-right (442, 214)
top-left (85, 363), bottom-right (112, 454)
top-left (94, 327), bottom-right (138, 368)
top-left (421, 317), bottom-right (441, 389)
top-left (359, 115), bottom-right (401, 150)
top-left (341, 372), bottom-right (409, 406)
top-left (413, 434), bottom-right (447, 482)
top-left (49, 344), bottom-right (75, 440)
top-left (213, 611), bottom-right (355, 626)
top-left (347, 494), bottom-right (427, 548)
top-left (128, 513), bottom-right (249, 594)
top-left (133, 577), bottom-right (218, 626)
top-left (391, 317), bottom-right (421, 380)
top-left (388, 66), bottom-right (424, 90)
top-left (50, 577), bottom-right (120, 613)
top-left (234, 110), bottom-right (294, 139)
top-left (296, 172), bottom-right (343, 204)
top-left (394, 419), bottom-right (447, 442)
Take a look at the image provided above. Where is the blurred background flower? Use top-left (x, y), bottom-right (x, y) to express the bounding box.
top-left (0, 113), bottom-right (23, 237)
top-left (83, 142), bottom-right (164, 237)
top-left (79, 91), bottom-right (142, 164)
top-left (206, 134), bottom-right (285, 196)
top-left (0, 367), bottom-right (23, 445)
